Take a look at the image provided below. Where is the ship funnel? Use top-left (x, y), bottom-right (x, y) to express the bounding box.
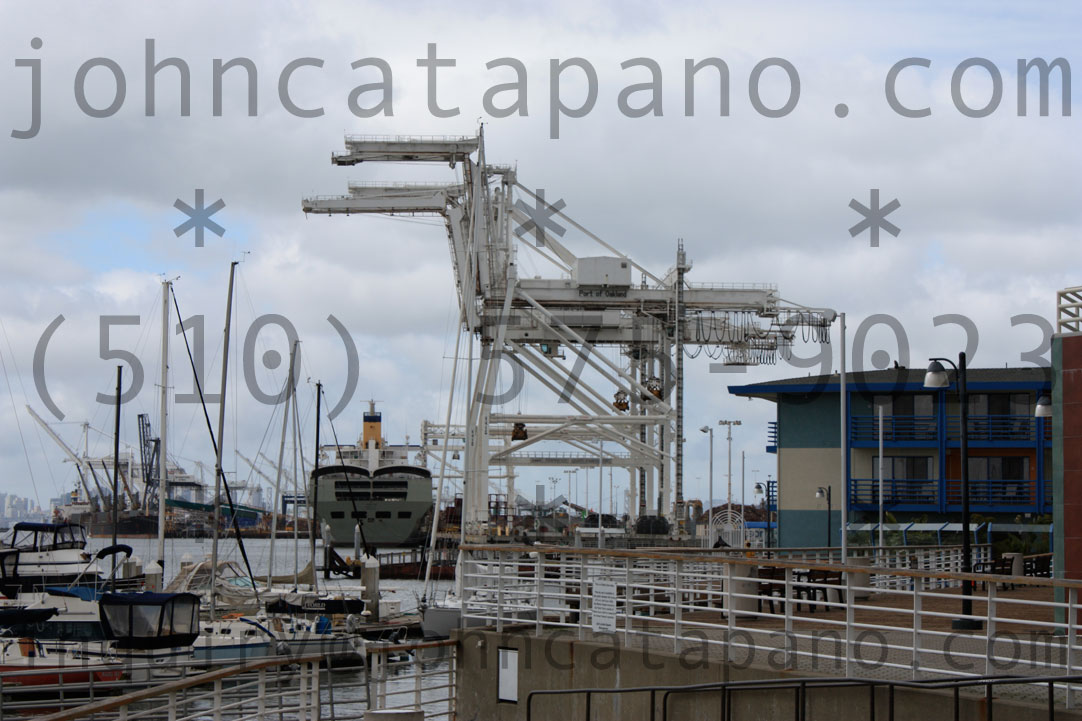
top-left (363, 405), bottom-right (382, 449)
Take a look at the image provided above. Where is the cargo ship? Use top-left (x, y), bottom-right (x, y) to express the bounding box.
top-left (310, 402), bottom-right (433, 548)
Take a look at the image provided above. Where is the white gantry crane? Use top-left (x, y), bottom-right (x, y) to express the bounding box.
top-left (303, 130), bottom-right (835, 537)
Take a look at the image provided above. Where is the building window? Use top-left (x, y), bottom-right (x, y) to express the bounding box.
top-left (874, 394), bottom-right (935, 416)
top-left (968, 456), bottom-right (1028, 480)
top-left (969, 393), bottom-right (1031, 416)
top-left (398, 511), bottom-right (412, 519)
top-left (376, 511), bottom-right (392, 519)
top-left (350, 511), bottom-right (367, 519)
top-left (968, 456), bottom-right (1030, 503)
top-left (873, 456), bottom-right (933, 480)
top-left (870, 456), bottom-right (935, 503)
top-left (330, 511), bottom-right (344, 519)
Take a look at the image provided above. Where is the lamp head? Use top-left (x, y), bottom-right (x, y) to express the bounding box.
top-left (815, 487), bottom-right (826, 499)
top-left (1036, 394), bottom-right (1052, 418)
top-left (923, 360), bottom-right (949, 389)
top-left (699, 425), bottom-right (710, 434)
top-left (754, 483), bottom-right (765, 495)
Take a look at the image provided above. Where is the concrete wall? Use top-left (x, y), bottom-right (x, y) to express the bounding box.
top-left (776, 447), bottom-right (840, 547)
top-left (775, 396), bottom-right (842, 548)
top-left (453, 628), bottom-right (1078, 721)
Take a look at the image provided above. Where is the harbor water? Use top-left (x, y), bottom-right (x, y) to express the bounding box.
top-left (84, 536), bottom-right (447, 614)
top-left (81, 535), bottom-right (455, 717)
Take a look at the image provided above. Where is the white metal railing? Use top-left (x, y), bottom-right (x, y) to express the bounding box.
top-left (15, 640), bottom-right (458, 721)
top-left (342, 134), bottom-right (476, 144)
top-left (756, 545), bottom-right (992, 589)
top-left (25, 657), bottom-right (323, 721)
top-left (685, 282), bottom-right (778, 292)
top-left (459, 544), bottom-right (1082, 709)
top-left (345, 181), bottom-right (463, 189)
top-left (365, 639), bottom-right (457, 720)
top-left (631, 544), bottom-right (990, 589)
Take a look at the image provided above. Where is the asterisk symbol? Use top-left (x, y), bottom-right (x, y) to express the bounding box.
top-left (514, 189), bottom-right (567, 247)
top-left (848, 189), bottom-right (900, 248)
top-left (174, 189), bottom-right (226, 248)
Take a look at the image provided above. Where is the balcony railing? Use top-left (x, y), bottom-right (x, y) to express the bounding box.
top-left (766, 421), bottom-right (778, 451)
top-left (850, 415), bottom-right (936, 442)
top-left (850, 414), bottom-right (1051, 445)
top-left (849, 477), bottom-right (939, 506)
top-left (946, 415), bottom-right (1048, 443)
top-left (848, 477), bottom-right (1050, 512)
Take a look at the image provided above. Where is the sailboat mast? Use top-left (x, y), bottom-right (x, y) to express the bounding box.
top-left (291, 374), bottom-right (300, 588)
top-left (311, 383), bottom-right (321, 593)
top-left (112, 365), bottom-right (122, 589)
top-left (209, 261), bottom-right (238, 620)
top-left (422, 325), bottom-right (462, 601)
top-left (157, 279), bottom-right (170, 579)
top-left (267, 340), bottom-right (296, 589)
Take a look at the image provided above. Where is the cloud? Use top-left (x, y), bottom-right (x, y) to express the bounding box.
top-left (0, 0), bottom-right (1077, 514)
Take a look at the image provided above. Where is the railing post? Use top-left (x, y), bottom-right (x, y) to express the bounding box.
top-left (579, 555), bottom-right (587, 641)
top-left (213, 679), bottom-right (223, 721)
top-left (912, 579), bottom-right (922, 679)
top-left (725, 561), bottom-right (735, 667)
top-left (674, 559), bottom-right (683, 653)
top-left (326, 664), bottom-right (338, 721)
top-left (169, 691), bottom-right (178, 721)
top-left (784, 567), bottom-right (794, 669)
top-left (985, 583), bottom-right (997, 676)
top-left (257, 668), bottom-right (267, 719)
top-left (311, 661), bottom-right (322, 721)
top-left (625, 557), bottom-right (633, 647)
top-left (845, 571), bottom-right (855, 677)
top-left (497, 551), bottom-right (505, 632)
top-left (414, 653), bottom-right (423, 711)
top-left (1068, 587), bottom-right (1077, 710)
top-left (536, 551), bottom-right (544, 635)
top-left (299, 660), bottom-right (310, 721)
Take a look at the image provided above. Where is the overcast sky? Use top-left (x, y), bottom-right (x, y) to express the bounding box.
top-left (0, 1), bottom-right (1077, 518)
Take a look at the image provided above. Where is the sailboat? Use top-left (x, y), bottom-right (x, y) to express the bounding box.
top-left (0, 607), bottom-right (123, 688)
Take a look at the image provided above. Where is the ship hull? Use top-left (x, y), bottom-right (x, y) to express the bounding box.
top-left (311, 465), bottom-right (432, 548)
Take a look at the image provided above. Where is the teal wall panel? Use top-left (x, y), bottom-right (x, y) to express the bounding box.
top-left (778, 395), bottom-right (840, 448)
top-left (779, 509), bottom-right (841, 548)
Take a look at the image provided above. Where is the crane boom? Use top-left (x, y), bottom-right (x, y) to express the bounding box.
top-left (26, 405), bottom-right (100, 512)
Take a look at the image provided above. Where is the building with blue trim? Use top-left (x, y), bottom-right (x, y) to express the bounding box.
top-left (729, 368), bottom-right (1052, 548)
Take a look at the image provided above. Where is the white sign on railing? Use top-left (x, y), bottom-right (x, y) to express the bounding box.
top-left (592, 579), bottom-right (618, 633)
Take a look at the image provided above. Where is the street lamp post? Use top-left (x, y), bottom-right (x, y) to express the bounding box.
top-left (719, 421), bottom-right (741, 516)
top-left (924, 351), bottom-right (982, 631)
top-left (549, 476), bottom-right (559, 531)
top-left (816, 486), bottom-right (832, 547)
top-left (703, 420), bottom-right (741, 547)
top-left (699, 425), bottom-right (714, 546)
top-left (755, 478), bottom-right (775, 548)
